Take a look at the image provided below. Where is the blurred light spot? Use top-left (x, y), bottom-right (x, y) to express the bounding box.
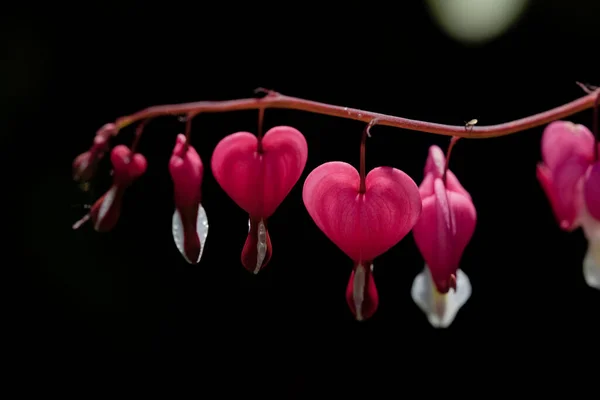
top-left (426, 0), bottom-right (530, 45)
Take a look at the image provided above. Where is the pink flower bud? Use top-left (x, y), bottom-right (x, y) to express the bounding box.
top-left (90, 145), bottom-right (147, 232)
top-left (536, 121), bottom-right (595, 231)
top-left (169, 134), bottom-right (209, 264)
top-left (72, 124), bottom-right (116, 182)
top-left (412, 145), bottom-right (477, 294)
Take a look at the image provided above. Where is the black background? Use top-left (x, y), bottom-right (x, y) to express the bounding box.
top-left (3, 0), bottom-right (600, 395)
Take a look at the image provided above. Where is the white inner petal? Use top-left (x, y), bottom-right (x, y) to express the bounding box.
top-left (579, 202), bottom-right (600, 290)
top-left (411, 265), bottom-right (471, 328)
top-left (583, 241), bottom-right (600, 291)
top-left (254, 219), bottom-right (267, 274)
top-left (95, 186), bottom-right (117, 230)
top-left (172, 204), bottom-right (209, 264)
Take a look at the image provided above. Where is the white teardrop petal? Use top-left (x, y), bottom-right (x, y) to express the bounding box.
top-left (581, 208), bottom-right (600, 290)
top-left (583, 240), bottom-right (600, 290)
top-left (172, 203), bottom-right (209, 264)
top-left (253, 219), bottom-right (267, 274)
top-left (411, 265), bottom-right (471, 328)
top-left (95, 186), bottom-right (118, 230)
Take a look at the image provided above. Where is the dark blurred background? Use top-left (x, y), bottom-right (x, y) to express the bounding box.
top-left (3, 0), bottom-right (599, 395)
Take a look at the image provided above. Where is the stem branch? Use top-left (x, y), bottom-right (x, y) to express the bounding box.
top-left (113, 89), bottom-right (600, 139)
top-left (443, 136), bottom-right (460, 184)
top-left (359, 119), bottom-right (379, 194)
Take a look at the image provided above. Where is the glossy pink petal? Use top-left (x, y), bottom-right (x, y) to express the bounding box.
top-left (345, 262), bottom-right (378, 321)
top-left (419, 145), bottom-right (470, 200)
top-left (303, 161), bottom-right (421, 321)
top-left (211, 126), bottom-right (308, 273)
top-left (303, 161), bottom-right (422, 262)
top-left (540, 157), bottom-right (590, 231)
top-left (536, 163), bottom-right (564, 225)
top-left (211, 126), bottom-right (308, 218)
top-left (541, 121), bottom-right (594, 170)
top-left (90, 145), bottom-right (147, 232)
top-left (169, 134), bottom-right (208, 264)
top-left (412, 177), bottom-right (476, 294)
top-left (584, 162), bottom-right (600, 221)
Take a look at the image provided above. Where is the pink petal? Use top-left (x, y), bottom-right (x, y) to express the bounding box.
top-left (536, 163), bottom-right (568, 229)
top-left (445, 170), bottom-right (471, 200)
top-left (302, 161), bottom-right (422, 262)
top-left (169, 134), bottom-right (207, 264)
top-left (110, 145), bottom-right (147, 184)
top-left (424, 145), bottom-right (445, 178)
top-left (550, 157), bottom-right (589, 230)
top-left (169, 134), bottom-right (204, 208)
top-left (345, 262), bottom-right (378, 321)
top-left (72, 151), bottom-right (97, 182)
top-left (418, 173), bottom-right (435, 198)
top-left (412, 178), bottom-right (476, 293)
top-left (211, 126), bottom-right (308, 218)
top-left (541, 121), bottom-right (594, 171)
top-left (90, 146), bottom-right (147, 232)
top-left (584, 162), bottom-right (600, 221)
top-left (419, 145), bottom-right (471, 200)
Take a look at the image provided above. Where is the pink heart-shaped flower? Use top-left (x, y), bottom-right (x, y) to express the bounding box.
top-left (412, 145), bottom-right (477, 294)
top-left (211, 126), bottom-right (308, 273)
top-left (302, 161), bottom-right (422, 262)
top-left (303, 161), bottom-right (421, 321)
top-left (211, 126), bottom-right (308, 218)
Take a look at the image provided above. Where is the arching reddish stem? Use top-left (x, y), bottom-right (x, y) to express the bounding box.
top-left (113, 88), bottom-right (599, 143)
top-left (359, 119), bottom-right (379, 194)
top-left (443, 136), bottom-right (460, 184)
top-left (130, 118), bottom-right (152, 153)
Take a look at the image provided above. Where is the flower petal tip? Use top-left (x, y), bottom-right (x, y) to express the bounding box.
top-left (583, 243), bottom-right (600, 291)
top-left (411, 265), bottom-right (471, 328)
top-left (172, 204), bottom-right (209, 264)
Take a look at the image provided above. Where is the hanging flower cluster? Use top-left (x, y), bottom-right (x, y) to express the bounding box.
top-left (71, 88), bottom-right (600, 328)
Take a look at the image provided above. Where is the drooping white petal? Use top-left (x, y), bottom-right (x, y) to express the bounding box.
top-left (583, 243), bottom-right (600, 290)
top-left (411, 265), bottom-right (471, 328)
top-left (172, 204), bottom-right (209, 264)
top-left (254, 219), bottom-right (267, 274)
top-left (580, 203), bottom-right (600, 290)
top-left (95, 186), bottom-right (118, 230)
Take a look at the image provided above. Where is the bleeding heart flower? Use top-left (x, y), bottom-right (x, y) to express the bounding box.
top-left (302, 161), bottom-right (422, 321)
top-left (73, 145), bottom-right (147, 232)
top-left (72, 123), bottom-right (116, 182)
top-left (211, 126), bottom-right (308, 274)
top-left (536, 121), bottom-right (600, 289)
top-left (169, 134), bottom-right (208, 265)
top-left (410, 145), bottom-right (476, 328)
